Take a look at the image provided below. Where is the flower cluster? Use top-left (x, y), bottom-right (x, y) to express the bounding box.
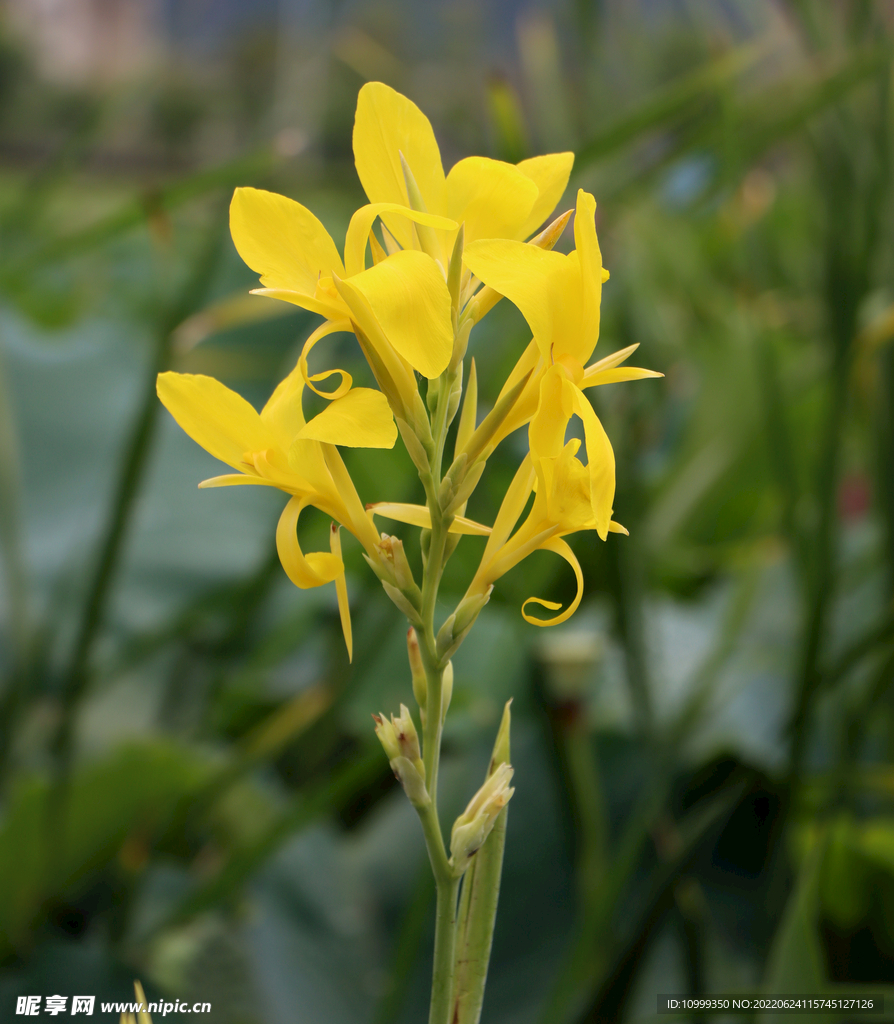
top-left (157, 82), bottom-right (659, 660)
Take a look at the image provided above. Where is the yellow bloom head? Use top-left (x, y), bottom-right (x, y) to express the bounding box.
top-left (353, 81), bottom-right (574, 263)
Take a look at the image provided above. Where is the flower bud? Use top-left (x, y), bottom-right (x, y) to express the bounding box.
top-left (444, 460), bottom-right (486, 517)
top-left (408, 627), bottom-right (427, 709)
top-left (450, 763), bottom-right (514, 873)
top-left (391, 755), bottom-right (430, 807)
top-left (454, 358), bottom-right (478, 458)
top-left (445, 371), bottom-right (464, 427)
top-left (396, 417), bottom-right (431, 476)
top-left (436, 586), bottom-right (493, 661)
top-left (378, 534), bottom-right (418, 595)
top-left (373, 706), bottom-right (430, 807)
top-left (438, 453), bottom-right (468, 509)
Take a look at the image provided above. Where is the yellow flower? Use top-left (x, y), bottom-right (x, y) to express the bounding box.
top-left (157, 362), bottom-right (394, 659)
top-left (463, 364), bottom-right (627, 627)
top-left (229, 186), bottom-right (457, 415)
top-left (461, 189), bottom-right (662, 452)
top-left (352, 81), bottom-right (574, 266)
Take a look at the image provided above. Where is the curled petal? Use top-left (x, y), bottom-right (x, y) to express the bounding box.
top-left (520, 537), bottom-right (583, 626)
top-left (276, 496), bottom-right (343, 589)
top-left (344, 203), bottom-right (457, 277)
top-left (230, 188), bottom-right (344, 293)
top-left (298, 388), bottom-right (397, 449)
top-left (298, 319), bottom-right (354, 401)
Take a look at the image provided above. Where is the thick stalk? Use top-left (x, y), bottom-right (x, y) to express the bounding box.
top-left (430, 876), bottom-right (461, 1024)
top-left (417, 366), bottom-right (461, 1024)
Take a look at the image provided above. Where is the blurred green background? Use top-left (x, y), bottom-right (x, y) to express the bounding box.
top-left (1, 1), bottom-right (894, 1021)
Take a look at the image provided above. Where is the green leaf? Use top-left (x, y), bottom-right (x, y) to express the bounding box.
top-left (760, 841), bottom-right (826, 1023)
top-left (0, 742), bottom-right (208, 954)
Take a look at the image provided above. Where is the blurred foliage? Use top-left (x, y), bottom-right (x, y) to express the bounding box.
top-left (2, 0), bottom-right (894, 1021)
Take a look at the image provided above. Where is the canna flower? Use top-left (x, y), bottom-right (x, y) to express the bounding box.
top-left (461, 189), bottom-right (662, 454)
top-left (353, 82), bottom-right (574, 271)
top-left (462, 364), bottom-right (628, 627)
top-left (157, 362), bottom-right (395, 659)
top-left (229, 186), bottom-right (458, 419)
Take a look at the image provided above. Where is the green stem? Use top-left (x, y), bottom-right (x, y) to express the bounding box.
top-left (430, 876), bottom-right (461, 1024)
top-left (415, 364), bottom-right (462, 1024)
top-left (451, 805), bottom-right (508, 1024)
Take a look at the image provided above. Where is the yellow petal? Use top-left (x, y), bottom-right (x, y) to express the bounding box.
top-left (298, 388), bottom-right (397, 449)
top-left (260, 364), bottom-right (308, 452)
top-left (276, 496), bottom-right (343, 589)
top-left (570, 387), bottom-right (615, 541)
top-left (540, 441), bottom-right (596, 531)
top-left (581, 366), bottom-right (664, 387)
top-left (573, 190), bottom-right (603, 359)
top-left (529, 364), bottom-right (574, 462)
top-left (230, 188), bottom-right (344, 294)
top-left (463, 239), bottom-right (576, 357)
top-left (515, 152), bottom-right (574, 239)
top-left (368, 502), bottom-right (492, 536)
top-left (487, 340), bottom-right (543, 448)
top-left (353, 82), bottom-right (447, 248)
top-left (319, 443), bottom-right (382, 553)
top-left (445, 157), bottom-right (538, 243)
top-left (344, 203), bottom-right (457, 277)
top-left (582, 343), bottom-right (640, 376)
top-left (157, 372), bottom-right (272, 471)
top-left (297, 319), bottom-right (355, 401)
top-left (330, 275), bottom-right (418, 415)
top-left (199, 474), bottom-right (281, 489)
top-left (330, 523), bottom-right (353, 661)
top-left (521, 537), bottom-right (583, 626)
top-left (344, 250), bottom-right (453, 378)
top-left (478, 456), bottom-right (537, 567)
top-left (249, 287), bottom-right (346, 322)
